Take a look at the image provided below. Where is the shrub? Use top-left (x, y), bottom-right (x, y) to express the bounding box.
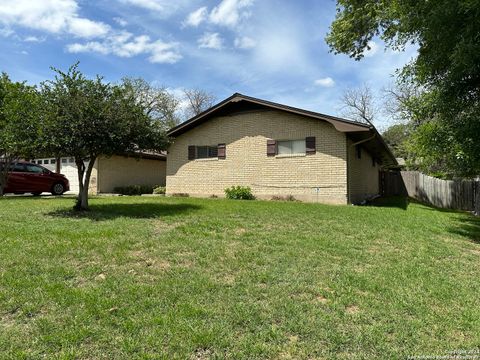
top-left (171, 193), bottom-right (190, 197)
top-left (153, 186), bottom-right (166, 195)
top-left (271, 195), bottom-right (298, 202)
top-left (224, 186), bottom-right (255, 200)
top-left (113, 185), bottom-right (154, 195)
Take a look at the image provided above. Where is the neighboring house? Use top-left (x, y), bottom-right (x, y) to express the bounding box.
top-left (33, 153), bottom-right (166, 194)
top-left (166, 93), bottom-right (396, 204)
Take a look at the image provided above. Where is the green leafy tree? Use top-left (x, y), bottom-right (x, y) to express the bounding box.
top-left (0, 73), bottom-right (41, 195)
top-left (382, 123), bottom-right (411, 159)
top-left (326, 0), bottom-right (480, 177)
top-left (40, 64), bottom-right (168, 210)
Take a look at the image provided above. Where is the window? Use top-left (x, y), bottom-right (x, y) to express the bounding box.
top-left (195, 146), bottom-right (218, 159)
top-left (10, 163), bottom-right (26, 172)
top-left (62, 158), bottom-right (67, 164)
top-left (277, 139), bottom-right (306, 155)
top-left (25, 164), bottom-right (45, 174)
top-left (37, 160), bottom-right (43, 164)
top-left (356, 145), bottom-right (362, 159)
top-left (69, 158), bottom-right (74, 163)
top-left (51, 159), bottom-right (56, 164)
top-left (44, 159), bottom-right (49, 164)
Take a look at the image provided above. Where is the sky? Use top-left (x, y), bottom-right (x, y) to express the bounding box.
top-left (0, 0), bottom-right (418, 129)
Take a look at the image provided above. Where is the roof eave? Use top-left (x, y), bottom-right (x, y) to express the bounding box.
top-left (167, 93), bottom-right (370, 137)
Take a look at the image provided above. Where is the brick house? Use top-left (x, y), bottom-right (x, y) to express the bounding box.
top-left (166, 93), bottom-right (396, 204)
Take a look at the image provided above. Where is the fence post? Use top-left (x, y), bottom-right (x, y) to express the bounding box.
top-left (473, 176), bottom-right (479, 216)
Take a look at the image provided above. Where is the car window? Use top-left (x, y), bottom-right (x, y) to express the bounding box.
top-left (10, 163), bottom-right (26, 172)
top-left (25, 164), bottom-right (45, 174)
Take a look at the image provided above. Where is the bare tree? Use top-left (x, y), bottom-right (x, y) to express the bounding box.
top-left (122, 77), bottom-right (180, 130)
top-left (183, 88), bottom-right (216, 118)
top-left (340, 85), bottom-right (376, 125)
top-left (382, 81), bottom-right (424, 126)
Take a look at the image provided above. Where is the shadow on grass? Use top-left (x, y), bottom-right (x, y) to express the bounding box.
top-left (47, 202), bottom-right (202, 221)
top-left (448, 214), bottom-right (480, 244)
top-left (367, 196), bottom-right (409, 210)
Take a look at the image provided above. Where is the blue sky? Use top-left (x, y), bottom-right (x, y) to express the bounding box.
top-left (0, 0), bottom-right (417, 129)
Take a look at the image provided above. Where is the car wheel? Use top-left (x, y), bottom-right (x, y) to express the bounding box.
top-left (51, 183), bottom-right (65, 195)
top-left (32, 192), bottom-right (42, 196)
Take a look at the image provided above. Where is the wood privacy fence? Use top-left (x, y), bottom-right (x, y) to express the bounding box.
top-left (381, 171), bottom-right (480, 214)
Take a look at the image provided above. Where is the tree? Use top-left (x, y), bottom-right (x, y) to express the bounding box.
top-left (183, 88), bottom-right (216, 118)
top-left (0, 73), bottom-right (41, 195)
top-left (122, 77), bottom-right (180, 130)
top-left (340, 85), bottom-right (376, 125)
top-left (326, 0), bottom-right (480, 177)
top-left (40, 64), bottom-right (168, 210)
top-left (381, 123), bottom-right (411, 159)
top-left (382, 82), bottom-right (426, 127)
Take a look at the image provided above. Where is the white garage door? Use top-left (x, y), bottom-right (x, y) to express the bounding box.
top-left (32, 157), bottom-right (89, 193)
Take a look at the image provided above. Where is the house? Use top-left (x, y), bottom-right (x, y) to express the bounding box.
top-left (32, 153), bottom-right (166, 194)
top-left (166, 93), bottom-right (396, 204)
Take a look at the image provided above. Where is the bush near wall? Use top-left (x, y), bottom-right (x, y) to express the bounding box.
top-left (153, 186), bottom-right (166, 195)
top-left (113, 185), bottom-right (154, 195)
top-left (225, 186), bottom-right (255, 200)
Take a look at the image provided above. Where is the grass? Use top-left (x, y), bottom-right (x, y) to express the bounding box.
top-left (0, 195), bottom-right (479, 359)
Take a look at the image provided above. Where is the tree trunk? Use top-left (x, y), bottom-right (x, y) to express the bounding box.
top-left (0, 157), bottom-right (15, 197)
top-left (74, 156), bottom-right (96, 211)
top-left (55, 157), bottom-right (61, 174)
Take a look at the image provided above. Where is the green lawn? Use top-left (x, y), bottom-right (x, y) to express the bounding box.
top-left (0, 196), bottom-right (479, 359)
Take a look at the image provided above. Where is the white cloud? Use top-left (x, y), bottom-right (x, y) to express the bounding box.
top-left (234, 36), bottom-right (256, 49)
top-left (67, 17), bottom-right (110, 38)
top-left (198, 32), bottom-right (223, 50)
top-left (314, 77), bottom-right (335, 87)
top-left (120, 0), bottom-right (166, 12)
top-left (364, 41), bottom-right (379, 57)
top-left (23, 35), bottom-right (45, 42)
top-left (0, 27), bottom-right (14, 37)
top-left (113, 17), bottom-right (128, 27)
top-left (0, 0), bottom-right (109, 38)
top-left (210, 0), bottom-right (254, 28)
top-left (184, 7), bottom-right (208, 27)
top-left (120, 0), bottom-right (192, 16)
top-left (67, 31), bottom-right (182, 63)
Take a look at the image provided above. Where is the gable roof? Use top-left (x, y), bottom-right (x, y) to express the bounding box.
top-left (168, 93), bottom-right (371, 136)
top-left (168, 93), bottom-right (396, 166)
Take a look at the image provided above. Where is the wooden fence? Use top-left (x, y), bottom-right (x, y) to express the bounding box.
top-left (381, 171), bottom-right (480, 214)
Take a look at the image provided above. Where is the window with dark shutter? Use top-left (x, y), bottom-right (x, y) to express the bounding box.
top-left (188, 145), bottom-right (196, 160)
top-left (218, 143), bottom-right (226, 159)
top-left (306, 136), bottom-right (316, 155)
top-left (267, 139), bottom-right (276, 156)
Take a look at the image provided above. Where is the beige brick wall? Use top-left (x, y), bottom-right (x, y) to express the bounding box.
top-left (166, 110), bottom-right (349, 204)
top-left (96, 155), bottom-right (166, 193)
top-left (347, 139), bottom-right (380, 203)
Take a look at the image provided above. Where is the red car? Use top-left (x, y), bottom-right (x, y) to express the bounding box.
top-left (2, 162), bottom-right (70, 196)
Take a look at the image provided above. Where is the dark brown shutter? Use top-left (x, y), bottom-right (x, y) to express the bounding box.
top-left (218, 143), bottom-right (226, 159)
top-left (188, 145), bottom-right (196, 160)
top-left (267, 139), bottom-right (276, 156)
top-left (306, 137), bottom-right (316, 155)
